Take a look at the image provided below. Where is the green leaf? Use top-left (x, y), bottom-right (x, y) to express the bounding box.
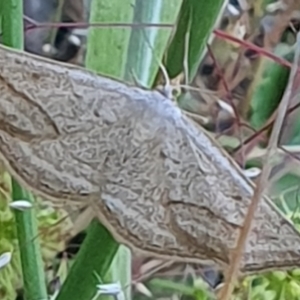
top-left (86, 0), bottom-right (182, 87)
top-left (103, 245), bottom-right (132, 298)
top-left (123, 0), bottom-right (182, 87)
top-left (149, 278), bottom-right (196, 296)
top-left (250, 44), bottom-right (293, 129)
top-left (165, 0), bottom-right (225, 82)
top-left (85, 0), bottom-right (134, 79)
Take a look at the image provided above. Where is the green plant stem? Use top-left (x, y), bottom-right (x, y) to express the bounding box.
top-left (2, 1), bottom-right (48, 299)
top-left (2, 0), bottom-right (24, 49)
top-left (56, 220), bottom-right (119, 300)
top-left (12, 180), bottom-right (48, 300)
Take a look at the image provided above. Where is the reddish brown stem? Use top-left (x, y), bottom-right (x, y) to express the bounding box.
top-left (213, 29), bottom-right (292, 69)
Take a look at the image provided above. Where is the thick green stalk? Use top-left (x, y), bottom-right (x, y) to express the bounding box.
top-left (12, 181), bottom-right (48, 300)
top-left (2, 1), bottom-right (48, 299)
top-left (56, 221), bottom-right (119, 300)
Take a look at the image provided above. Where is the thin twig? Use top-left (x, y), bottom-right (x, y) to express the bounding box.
top-left (206, 44), bottom-right (246, 166)
top-left (213, 29), bottom-right (293, 69)
top-left (22, 15), bottom-right (293, 70)
top-left (219, 32), bottom-right (300, 300)
top-left (24, 16), bottom-right (175, 31)
top-left (233, 101), bottom-right (300, 155)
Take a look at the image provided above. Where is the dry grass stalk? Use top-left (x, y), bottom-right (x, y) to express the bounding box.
top-left (219, 32), bottom-right (300, 300)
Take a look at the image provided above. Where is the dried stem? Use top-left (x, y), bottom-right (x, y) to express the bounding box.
top-left (232, 100), bottom-right (300, 156)
top-left (213, 29), bottom-right (292, 69)
top-left (22, 16), bottom-right (294, 71)
top-left (219, 32), bottom-right (300, 300)
top-left (206, 44), bottom-right (246, 166)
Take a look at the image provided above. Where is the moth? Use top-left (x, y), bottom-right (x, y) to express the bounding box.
top-left (0, 43), bottom-right (300, 275)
